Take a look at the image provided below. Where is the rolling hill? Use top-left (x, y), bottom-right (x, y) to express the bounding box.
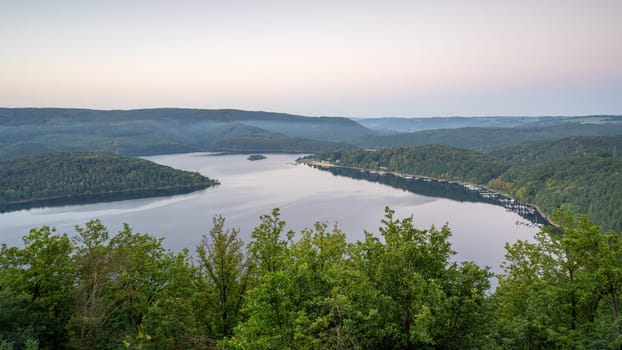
top-left (0, 108), bottom-right (367, 159)
top-left (352, 122), bottom-right (622, 152)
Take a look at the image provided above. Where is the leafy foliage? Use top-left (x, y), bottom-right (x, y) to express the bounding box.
top-left (1, 209), bottom-right (621, 349)
top-left (497, 152), bottom-right (622, 231)
top-left (312, 145), bottom-right (509, 183)
top-left (196, 215), bottom-right (250, 339)
top-left (495, 211), bottom-right (622, 349)
top-left (492, 135), bottom-right (622, 165)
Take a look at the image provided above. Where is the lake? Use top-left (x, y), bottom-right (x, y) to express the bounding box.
top-left (0, 153), bottom-right (538, 273)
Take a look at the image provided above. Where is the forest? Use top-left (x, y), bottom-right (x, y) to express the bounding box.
top-left (0, 153), bottom-right (218, 207)
top-left (2, 108), bottom-right (621, 160)
top-left (0, 108), bottom-right (362, 159)
top-left (351, 123), bottom-right (622, 152)
top-left (2, 109), bottom-right (622, 349)
top-left (306, 138), bottom-right (622, 231)
top-left (1, 209), bottom-right (621, 349)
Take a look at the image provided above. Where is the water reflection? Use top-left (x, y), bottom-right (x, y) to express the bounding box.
top-left (0, 153), bottom-right (539, 276)
top-left (0, 186), bottom-right (212, 214)
top-left (310, 164), bottom-right (550, 228)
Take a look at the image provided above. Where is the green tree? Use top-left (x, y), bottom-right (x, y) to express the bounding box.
top-left (247, 208), bottom-right (293, 278)
top-left (68, 220), bottom-right (113, 349)
top-left (0, 226), bottom-right (76, 349)
top-left (227, 208), bottom-right (492, 349)
top-left (68, 220), bottom-right (179, 349)
top-left (495, 211), bottom-right (622, 349)
top-left (196, 215), bottom-right (250, 340)
top-left (363, 207), bottom-right (492, 349)
top-left (137, 249), bottom-right (208, 349)
top-left (225, 222), bottom-right (354, 349)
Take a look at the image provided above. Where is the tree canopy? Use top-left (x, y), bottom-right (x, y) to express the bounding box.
top-left (0, 152), bottom-right (218, 209)
top-left (2, 209), bottom-right (620, 349)
top-left (306, 143), bottom-right (622, 231)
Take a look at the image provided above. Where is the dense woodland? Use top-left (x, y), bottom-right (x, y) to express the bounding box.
top-left (351, 123), bottom-right (622, 152)
top-left (0, 153), bottom-right (218, 207)
top-left (491, 135), bottom-right (622, 164)
top-left (496, 152), bottom-right (622, 231)
top-left (356, 115), bottom-right (622, 134)
top-left (0, 108), bottom-right (363, 159)
top-left (308, 145), bottom-right (510, 184)
top-left (2, 109), bottom-right (622, 348)
top-left (307, 137), bottom-right (622, 231)
top-left (2, 108), bottom-right (621, 160)
top-left (1, 209), bottom-right (621, 349)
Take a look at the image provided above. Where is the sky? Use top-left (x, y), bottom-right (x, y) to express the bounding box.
top-left (1, 0), bottom-right (621, 117)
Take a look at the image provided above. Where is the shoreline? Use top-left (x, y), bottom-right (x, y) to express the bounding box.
top-left (0, 183), bottom-right (218, 213)
top-left (301, 160), bottom-right (553, 228)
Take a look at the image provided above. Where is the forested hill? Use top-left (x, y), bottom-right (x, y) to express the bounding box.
top-left (306, 145), bottom-right (622, 231)
top-left (308, 145), bottom-right (510, 184)
top-left (356, 115), bottom-right (622, 133)
top-left (0, 152), bottom-right (218, 209)
top-left (351, 122), bottom-right (622, 152)
top-left (4, 108), bottom-right (622, 159)
top-left (491, 135), bottom-right (622, 164)
top-left (495, 152), bottom-right (622, 231)
top-left (0, 108), bottom-right (366, 158)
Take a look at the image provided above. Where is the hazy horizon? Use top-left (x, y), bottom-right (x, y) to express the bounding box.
top-left (2, 105), bottom-right (622, 120)
top-left (2, 1), bottom-right (621, 117)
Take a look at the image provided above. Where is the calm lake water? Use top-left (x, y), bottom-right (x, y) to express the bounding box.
top-left (0, 153), bottom-right (538, 273)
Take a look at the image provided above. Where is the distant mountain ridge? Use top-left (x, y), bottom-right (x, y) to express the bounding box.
top-left (3, 107), bottom-right (622, 159)
top-left (356, 115), bottom-right (622, 133)
top-left (353, 122), bottom-right (622, 152)
top-left (0, 107), bottom-right (367, 158)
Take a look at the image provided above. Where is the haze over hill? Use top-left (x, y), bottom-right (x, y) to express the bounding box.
top-left (2, 107), bottom-right (622, 159)
top-left (355, 115), bottom-right (622, 133)
top-left (0, 108), bottom-right (366, 159)
top-left (2, 1), bottom-right (622, 348)
top-left (353, 118), bottom-right (622, 152)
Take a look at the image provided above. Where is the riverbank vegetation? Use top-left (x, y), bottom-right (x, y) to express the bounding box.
top-left (1, 209), bottom-right (621, 349)
top-left (0, 152), bottom-right (218, 208)
top-left (305, 139), bottom-right (622, 231)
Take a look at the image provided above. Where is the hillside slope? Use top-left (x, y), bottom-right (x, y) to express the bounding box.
top-left (356, 115), bottom-right (622, 133)
top-left (0, 108), bottom-right (366, 157)
top-left (307, 145), bottom-right (622, 231)
top-left (0, 152), bottom-right (218, 209)
top-left (491, 135), bottom-right (622, 164)
top-left (352, 123), bottom-right (622, 152)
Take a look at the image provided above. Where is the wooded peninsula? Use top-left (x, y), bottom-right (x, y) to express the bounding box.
top-left (303, 136), bottom-right (622, 231)
top-left (0, 152), bottom-right (218, 210)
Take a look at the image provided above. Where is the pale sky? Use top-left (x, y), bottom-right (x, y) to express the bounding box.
top-left (1, 0), bottom-right (621, 117)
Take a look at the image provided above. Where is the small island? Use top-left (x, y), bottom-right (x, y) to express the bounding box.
top-left (0, 152), bottom-right (219, 211)
top-left (247, 154), bottom-right (267, 161)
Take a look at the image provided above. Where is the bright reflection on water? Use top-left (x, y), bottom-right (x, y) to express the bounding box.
top-left (0, 153), bottom-right (538, 274)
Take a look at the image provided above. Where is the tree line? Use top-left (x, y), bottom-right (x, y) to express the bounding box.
top-left (0, 152), bottom-right (218, 206)
top-left (1, 209), bottom-right (621, 349)
top-left (306, 143), bottom-right (622, 231)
